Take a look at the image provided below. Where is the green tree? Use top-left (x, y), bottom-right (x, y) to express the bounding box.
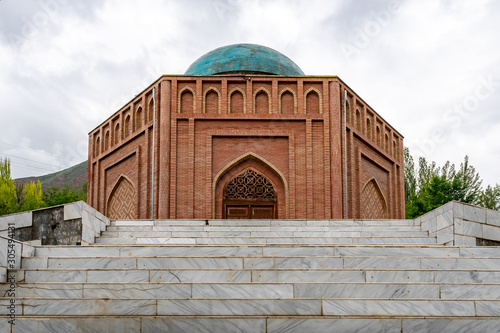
top-left (42, 182), bottom-right (87, 207)
top-left (0, 158), bottom-right (17, 215)
top-left (478, 184), bottom-right (500, 210)
top-left (21, 180), bottom-right (45, 211)
top-left (404, 148), bottom-right (484, 218)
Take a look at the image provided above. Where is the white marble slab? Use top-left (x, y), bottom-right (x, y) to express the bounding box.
top-left (0, 266), bottom-right (6, 283)
top-left (119, 246), bottom-right (262, 257)
top-left (295, 283), bottom-right (439, 299)
top-left (208, 231), bottom-right (252, 237)
top-left (137, 237), bottom-right (196, 244)
top-left (463, 204), bottom-right (487, 223)
top-left (35, 246), bottom-right (120, 258)
top-left (337, 247), bottom-right (459, 257)
top-left (421, 258), bottom-right (500, 270)
top-left (263, 247), bottom-right (334, 257)
top-left (435, 271), bottom-right (500, 283)
top-left (267, 318), bottom-right (401, 333)
top-left (23, 299), bottom-right (156, 316)
top-left (366, 270), bottom-right (434, 283)
top-left (344, 257), bottom-right (420, 269)
top-left (197, 237), bottom-right (266, 245)
top-left (15, 318), bottom-right (141, 333)
top-left (192, 284), bottom-right (293, 299)
top-left (48, 258), bottom-right (136, 269)
top-left (107, 226), bottom-right (153, 231)
top-left (454, 235), bottom-right (476, 246)
top-left (323, 299), bottom-right (475, 316)
top-left (436, 210), bottom-right (453, 230)
top-left (157, 299), bottom-right (321, 315)
top-left (441, 284), bottom-right (500, 299)
top-left (86, 270), bottom-right (148, 283)
top-left (258, 270), bottom-right (366, 283)
top-left (437, 226), bottom-right (454, 244)
top-left (83, 283), bottom-right (191, 299)
top-left (138, 257), bottom-right (243, 269)
top-left (150, 270), bottom-right (251, 283)
top-left (455, 219), bottom-right (482, 237)
top-left (95, 237), bottom-right (137, 244)
top-left (487, 209), bottom-right (500, 226)
top-left (475, 301), bottom-right (500, 315)
top-left (63, 202), bottom-right (82, 220)
top-left (0, 283), bottom-right (82, 298)
top-left (244, 257), bottom-right (342, 269)
top-left (403, 318), bottom-right (500, 333)
top-left (460, 248), bottom-right (500, 258)
top-left (266, 238), bottom-right (352, 245)
top-left (354, 237), bottom-right (436, 244)
top-left (141, 318), bottom-right (265, 333)
top-left (0, 211), bottom-right (32, 230)
top-left (208, 219), bottom-right (271, 226)
top-left (483, 224), bottom-right (500, 241)
top-left (25, 270), bottom-right (86, 283)
top-left (21, 258), bottom-right (47, 269)
top-left (152, 226), bottom-right (205, 231)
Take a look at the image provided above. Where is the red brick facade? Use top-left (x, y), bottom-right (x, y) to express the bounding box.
top-left (87, 75), bottom-right (405, 220)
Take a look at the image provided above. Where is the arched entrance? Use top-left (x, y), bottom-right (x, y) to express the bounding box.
top-left (223, 168), bottom-right (277, 219)
top-left (213, 152), bottom-right (288, 219)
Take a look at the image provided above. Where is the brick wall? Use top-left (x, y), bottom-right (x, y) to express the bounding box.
top-left (88, 75), bottom-right (405, 220)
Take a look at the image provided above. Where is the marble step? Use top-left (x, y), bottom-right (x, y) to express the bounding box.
top-left (100, 230), bottom-right (430, 237)
top-left (33, 245), bottom-right (500, 258)
top-left (3, 316), bottom-right (500, 333)
top-left (13, 267), bottom-right (500, 283)
top-left (106, 225), bottom-right (424, 232)
top-left (1, 298), bottom-right (498, 317)
top-left (110, 219), bottom-right (419, 226)
top-left (94, 236), bottom-right (437, 245)
top-left (25, 254), bottom-right (500, 271)
top-left (3, 282), bottom-right (500, 300)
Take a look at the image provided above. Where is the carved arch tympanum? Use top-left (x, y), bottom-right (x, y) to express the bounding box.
top-left (361, 178), bottom-right (388, 219)
top-left (107, 175), bottom-right (136, 220)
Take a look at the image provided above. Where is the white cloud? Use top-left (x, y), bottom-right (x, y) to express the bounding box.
top-left (0, 0), bottom-right (499, 188)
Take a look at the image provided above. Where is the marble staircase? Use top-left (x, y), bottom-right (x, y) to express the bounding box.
top-left (2, 215), bottom-right (500, 331)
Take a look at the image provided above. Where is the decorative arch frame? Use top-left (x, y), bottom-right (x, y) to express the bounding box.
top-left (228, 87), bottom-right (247, 114)
top-left (278, 87), bottom-right (298, 114)
top-left (253, 87), bottom-right (272, 114)
top-left (135, 106), bottom-right (143, 131)
top-left (94, 136), bottom-right (100, 158)
top-left (106, 174), bottom-right (136, 219)
top-left (124, 114), bottom-right (131, 138)
top-left (212, 152), bottom-right (289, 219)
top-left (104, 130), bottom-right (110, 151)
top-left (203, 86), bottom-right (222, 114)
top-left (177, 86), bottom-right (196, 113)
top-left (360, 177), bottom-right (388, 219)
top-left (345, 99), bottom-right (351, 123)
top-left (147, 98), bottom-right (154, 123)
top-left (303, 87), bottom-right (323, 114)
top-left (113, 123), bottom-right (120, 146)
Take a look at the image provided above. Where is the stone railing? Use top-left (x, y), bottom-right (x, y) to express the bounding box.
top-left (417, 201), bottom-right (500, 246)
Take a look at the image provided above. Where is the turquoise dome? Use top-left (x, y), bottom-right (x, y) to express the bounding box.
top-left (185, 44), bottom-right (304, 76)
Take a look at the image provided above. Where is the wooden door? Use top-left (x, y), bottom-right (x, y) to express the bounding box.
top-left (225, 204), bottom-right (276, 219)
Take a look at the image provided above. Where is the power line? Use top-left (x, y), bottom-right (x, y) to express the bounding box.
top-left (0, 141), bottom-right (53, 157)
top-left (0, 152), bottom-right (60, 168)
top-left (9, 161), bottom-right (56, 173)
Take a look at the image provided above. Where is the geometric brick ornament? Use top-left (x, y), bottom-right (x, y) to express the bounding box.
top-left (361, 178), bottom-right (388, 219)
top-left (107, 176), bottom-right (136, 220)
top-left (224, 169), bottom-right (277, 201)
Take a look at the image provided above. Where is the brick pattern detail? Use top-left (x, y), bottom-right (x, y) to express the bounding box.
top-left (107, 177), bottom-right (136, 219)
top-left (361, 179), bottom-right (388, 219)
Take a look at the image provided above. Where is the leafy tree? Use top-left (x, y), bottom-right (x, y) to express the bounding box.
top-left (20, 180), bottom-right (45, 211)
top-left (478, 184), bottom-right (500, 210)
top-left (0, 158), bottom-right (17, 215)
top-left (42, 182), bottom-right (87, 207)
top-left (404, 148), bottom-right (484, 218)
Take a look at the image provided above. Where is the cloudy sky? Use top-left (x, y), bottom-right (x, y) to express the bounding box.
top-left (0, 0), bottom-right (499, 187)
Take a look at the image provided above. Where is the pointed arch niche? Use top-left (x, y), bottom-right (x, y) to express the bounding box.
top-left (361, 178), bottom-right (388, 219)
top-left (213, 152), bottom-right (289, 219)
top-left (107, 175), bottom-right (136, 220)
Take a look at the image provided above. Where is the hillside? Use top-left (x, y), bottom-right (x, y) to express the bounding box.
top-left (15, 160), bottom-right (88, 190)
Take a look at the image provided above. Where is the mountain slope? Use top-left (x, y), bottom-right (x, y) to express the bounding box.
top-left (16, 160), bottom-right (88, 189)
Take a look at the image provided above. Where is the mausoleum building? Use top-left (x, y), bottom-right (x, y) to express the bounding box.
top-left (87, 44), bottom-right (405, 220)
